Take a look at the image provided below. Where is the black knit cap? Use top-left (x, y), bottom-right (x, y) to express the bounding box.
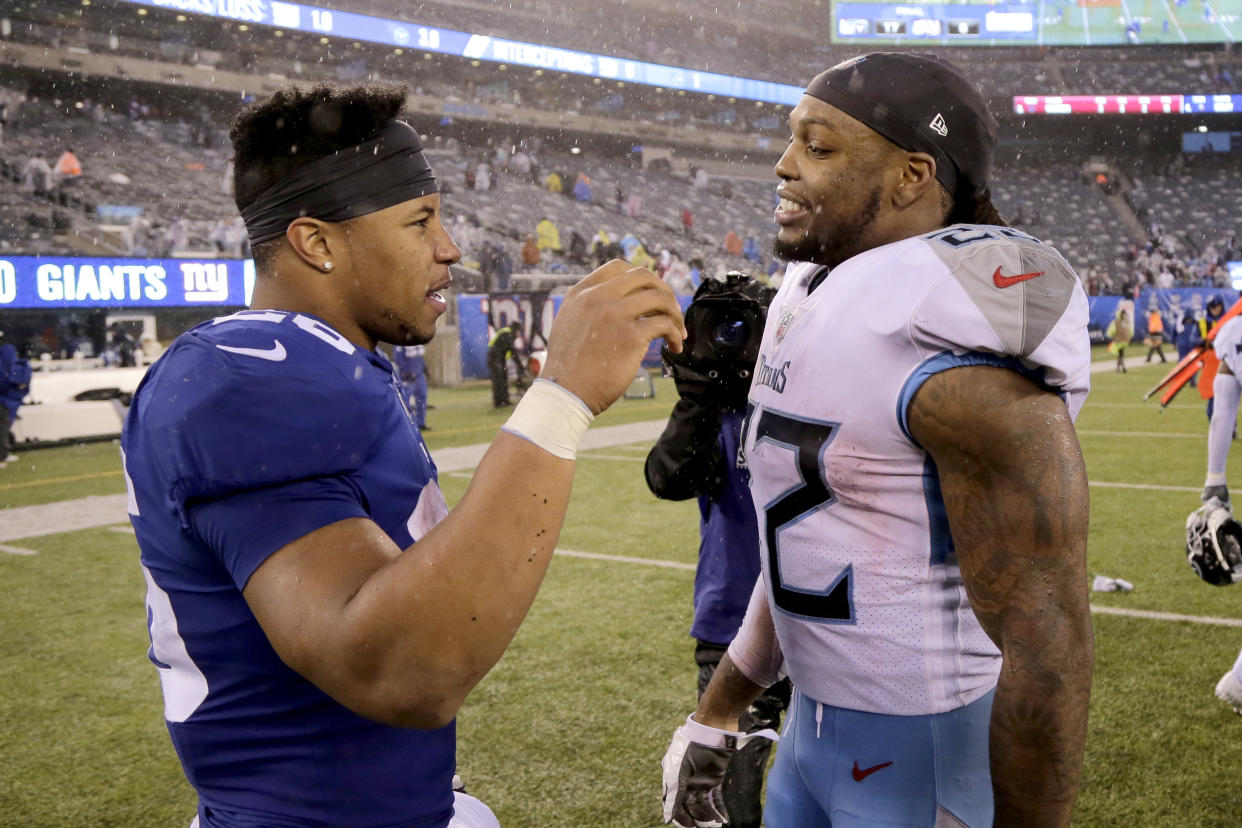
top-left (803, 53), bottom-right (997, 208)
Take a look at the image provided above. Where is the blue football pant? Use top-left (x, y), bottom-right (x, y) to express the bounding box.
top-left (764, 688), bottom-right (995, 827)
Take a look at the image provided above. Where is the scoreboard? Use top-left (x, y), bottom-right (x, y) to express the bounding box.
top-left (835, 2), bottom-right (1038, 42)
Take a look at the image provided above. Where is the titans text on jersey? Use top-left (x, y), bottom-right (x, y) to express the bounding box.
top-left (121, 309), bottom-right (453, 827)
top-left (743, 224), bottom-right (1091, 715)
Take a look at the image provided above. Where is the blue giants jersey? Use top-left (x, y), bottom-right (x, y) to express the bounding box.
top-left (121, 309), bottom-right (455, 827)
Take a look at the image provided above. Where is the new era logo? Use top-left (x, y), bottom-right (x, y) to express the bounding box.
top-left (929, 113), bottom-right (948, 137)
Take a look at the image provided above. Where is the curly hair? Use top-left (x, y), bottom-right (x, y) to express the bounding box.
top-left (229, 82), bottom-right (408, 267)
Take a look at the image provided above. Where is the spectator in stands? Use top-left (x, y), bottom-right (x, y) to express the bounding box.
top-left (481, 241), bottom-right (514, 292)
top-left (723, 230), bottom-right (743, 257)
top-left (566, 231), bottom-right (588, 266)
top-left (544, 171), bottom-right (562, 193)
top-left (509, 149), bottom-right (531, 179)
top-left (624, 192), bottom-right (644, 218)
top-left (664, 252), bottom-right (693, 297)
top-left (535, 217), bottom-right (561, 253)
top-left (0, 331), bottom-right (29, 466)
top-left (628, 242), bottom-right (656, 272)
top-left (590, 228), bottom-right (613, 266)
top-left (688, 257), bottom-right (705, 291)
top-left (619, 232), bottom-right (641, 260)
top-left (521, 234), bottom-right (541, 267)
top-left (165, 217), bottom-right (189, 255)
top-left (53, 148), bottom-right (82, 180)
top-left (681, 207), bottom-right (694, 236)
top-left (474, 161), bottom-right (491, 192)
top-left (615, 184), bottom-right (625, 212)
top-left (742, 236), bottom-right (761, 263)
top-left (0, 100), bottom-right (7, 146)
top-left (1109, 308), bottom-right (1134, 373)
top-left (571, 173), bottom-right (592, 203)
top-left (693, 167), bottom-right (709, 189)
top-left (22, 156), bottom-right (53, 195)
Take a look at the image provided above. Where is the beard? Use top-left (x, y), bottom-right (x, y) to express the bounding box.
top-left (771, 185), bottom-right (883, 269)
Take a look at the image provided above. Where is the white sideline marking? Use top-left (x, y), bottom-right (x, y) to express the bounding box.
top-left (0, 543), bottom-right (38, 556)
top-left (1091, 605), bottom-right (1242, 628)
top-left (1089, 481), bottom-right (1201, 493)
top-left (109, 525), bottom-right (135, 534)
top-left (1078, 430), bottom-right (1200, 439)
top-left (555, 548), bottom-right (695, 571)
top-left (556, 548), bottom-right (1242, 628)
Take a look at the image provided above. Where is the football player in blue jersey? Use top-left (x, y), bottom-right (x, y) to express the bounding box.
top-left (661, 54), bottom-right (1092, 828)
top-left (121, 82), bottom-right (685, 828)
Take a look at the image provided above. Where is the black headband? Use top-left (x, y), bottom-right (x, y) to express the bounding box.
top-left (803, 53), bottom-right (997, 205)
top-left (240, 119), bottom-right (438, 248)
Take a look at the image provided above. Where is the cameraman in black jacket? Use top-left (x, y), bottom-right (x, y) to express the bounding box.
top-left (646, 274), bottom-right (789, 828)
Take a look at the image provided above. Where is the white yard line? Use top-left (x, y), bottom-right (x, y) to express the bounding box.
top-left (578, 453), bottom-right (646, 462)
top-left (556, 548), bottom-right (1242, 628)
top-left (555, 548), bottom-right (695, 571)
top-left (1091, 605), bottom-right (1242, 628)
top-left (1078, 429), bottom-right (1201, 439)
top-left (1203, 1), bottom-right (1236, 41)
top-left (1081, 1), bottom-right (1092, 44)
top-left (1163, 0), bottom-right (1189, 42)
top-left (0, 543), bottom-right (38, 556)
top-left (1089, 480), bottom-right (1201, 492)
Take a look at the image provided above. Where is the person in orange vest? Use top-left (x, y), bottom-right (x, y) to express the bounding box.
top-left (53, 148), bottom-right (82, 179)
top-left (1145, 308), bottom-right (1167, 363)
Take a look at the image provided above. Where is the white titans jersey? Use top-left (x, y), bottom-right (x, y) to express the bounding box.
top-left (744, 224), bottom-right (1090, 716)
top-left (1213, 317), bottom-right (1242, 375)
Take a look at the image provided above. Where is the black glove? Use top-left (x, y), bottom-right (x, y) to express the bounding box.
top-left (661, 716), bottom-right (778, 828)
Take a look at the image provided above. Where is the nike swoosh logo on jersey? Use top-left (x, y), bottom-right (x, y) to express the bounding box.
top-left (851, 760), bottom-right (894, 782)
top-left (992, 266), bottom-right (1045, 288)
top-left (215, 341), bottom-right (288, 362)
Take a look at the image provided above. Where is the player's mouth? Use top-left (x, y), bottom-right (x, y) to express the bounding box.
top-left (425, 277), bottom-right (452, 313)
top-left (774, 192), bottom-right (810, 225)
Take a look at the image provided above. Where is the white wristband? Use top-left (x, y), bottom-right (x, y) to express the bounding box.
top-left (501, 379), bottom-right (594, 460)
top-left (683, 714), bottom-right (779, 748)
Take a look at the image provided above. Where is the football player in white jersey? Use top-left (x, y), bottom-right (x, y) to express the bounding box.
top-left (1192, 316), bottom-right (1242, 711)
top-left (662, 53), bottom-right (1093, 828)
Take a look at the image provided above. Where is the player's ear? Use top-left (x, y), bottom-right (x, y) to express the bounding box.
top-left (285, 218), bottom-right (335, 272)
top-left (893, 152), bottom-right (937, 210)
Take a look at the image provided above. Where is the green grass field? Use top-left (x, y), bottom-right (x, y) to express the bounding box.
top-left (5, 363), bottom-right (1242, 825)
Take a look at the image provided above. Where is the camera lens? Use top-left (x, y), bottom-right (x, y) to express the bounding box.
top-left (713, 316), bottom-right (750, 351)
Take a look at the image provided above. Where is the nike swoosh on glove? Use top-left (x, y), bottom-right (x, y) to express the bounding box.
top-left (661, 715), bottom-right (778, 827)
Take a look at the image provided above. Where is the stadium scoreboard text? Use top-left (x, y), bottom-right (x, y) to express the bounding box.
top-left (119, 0), bottom-right (804, 105)
top-left (1015, 94), bottom-right (1242, 114)
top-left (0, 257), bottom-right (255, 308)
top-left (835, 2), bottom-right (1036, 41)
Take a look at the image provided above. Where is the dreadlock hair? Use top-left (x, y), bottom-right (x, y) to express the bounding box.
top-left (229, 82), bottom-right (408, 272)
top-left (944, 185), bottom-right (1008, 227)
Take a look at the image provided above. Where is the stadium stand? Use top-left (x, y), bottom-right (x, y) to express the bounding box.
top-left (2, 0), bottom-right (1240, 296)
